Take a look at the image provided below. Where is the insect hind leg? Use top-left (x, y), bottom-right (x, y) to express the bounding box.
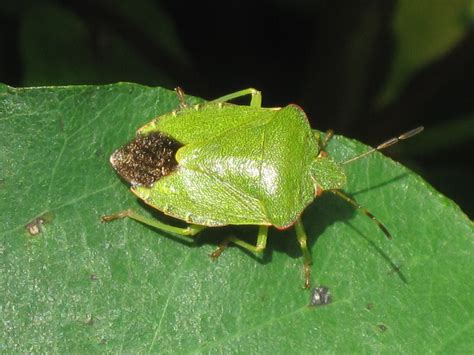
top-left (174, 87), bottom-right (188, 109)
top-left (210, 88), bottom-right (262, 108)
top-left (101, 209), bottom-right (206, 238)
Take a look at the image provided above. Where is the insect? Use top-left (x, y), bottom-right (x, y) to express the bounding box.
top-left (102, 88), bottom-right (423, 288)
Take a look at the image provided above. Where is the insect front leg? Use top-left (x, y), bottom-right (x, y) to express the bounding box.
top-left (101, 209), bottom-right (206, 239)
top-left (314, 129), bottom-right (334, 157)
top-left (210, 88), bottom-right (262, 108)
top-left (294, 219), bottom-right (313, 289)
top-left (320, 130), bottom-right (334, 151)
top-left (210, 225), bottom-right (269, 259)
top-left (330, 190), bottom-right (392, 240)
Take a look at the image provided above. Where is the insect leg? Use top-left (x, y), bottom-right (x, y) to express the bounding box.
top-left (294, 219), bottom-right (312, 289)
top-left (320, 129), bottom-right (334, 151)
top-left (101, 209), bottom-right (206, 238)
top-left (174, 87), bottom-right (188, 109)
top-left (210, 225), bottom-right (268, 259)
top-left (330, 190), bottom-right (392, 240)
top-left (313, 129), bottom-right (335, 158)
top-left (210, 88), bottom-right (262, 108)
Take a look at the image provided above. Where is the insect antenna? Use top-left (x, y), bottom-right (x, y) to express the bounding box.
top-left (330, 190), bottom-right (392, 240)
top-left (342, 126), bottom-right (424, 165)
top-left (331, 127), bottom-right (424, 240)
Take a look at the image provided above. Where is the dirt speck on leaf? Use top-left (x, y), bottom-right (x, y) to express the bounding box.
top-left (25, 212), bottom-right (54, 236)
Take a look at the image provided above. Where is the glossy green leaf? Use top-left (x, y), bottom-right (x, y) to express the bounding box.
top-left (1, 83), bottom-right (473, 353)
top-left (378, 0), bottom-right (474, 106)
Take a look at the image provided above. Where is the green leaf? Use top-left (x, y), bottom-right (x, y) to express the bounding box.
top-left (1, 83), bottom-right (473, 353)
top-left (378, 0), bottom-right (474, 106)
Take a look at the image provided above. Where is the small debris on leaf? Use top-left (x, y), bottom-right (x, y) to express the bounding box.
top-left (308, 286), bottom-right (332, 307)
top-left (25, 212), bottom-right (54, 236)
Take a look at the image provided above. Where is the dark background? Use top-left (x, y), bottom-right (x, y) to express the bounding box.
top-left (1, 0), bottom-right (473, 217)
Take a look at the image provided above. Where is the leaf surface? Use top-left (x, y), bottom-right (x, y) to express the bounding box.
top-left (1, 83), bottom-right (473, 353)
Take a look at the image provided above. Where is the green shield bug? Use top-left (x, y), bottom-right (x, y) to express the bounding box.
top-left (102, 88), bottom-right (423, 289)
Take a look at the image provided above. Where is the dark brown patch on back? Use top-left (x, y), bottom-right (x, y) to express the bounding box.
top-left (110, 132), bottom-right (182, 186)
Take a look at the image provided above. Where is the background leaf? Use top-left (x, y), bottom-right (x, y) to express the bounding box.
top-left (1, 83), bottom-right (473, 353)
top-left (377, 0), bottom-right (474, 106)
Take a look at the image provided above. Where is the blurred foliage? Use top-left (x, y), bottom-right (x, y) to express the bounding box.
top-left (0, 1), bottom-right (472, 210)
top-left (378, 0), bottom-right (474, 106)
